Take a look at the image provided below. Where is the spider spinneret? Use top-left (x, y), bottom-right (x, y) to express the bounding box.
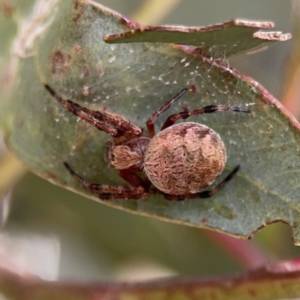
top-left (45, 84), bottom-right (250, 201)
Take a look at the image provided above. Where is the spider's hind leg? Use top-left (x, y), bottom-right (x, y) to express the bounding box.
top-left (64, 162), bottom-right (148, 200)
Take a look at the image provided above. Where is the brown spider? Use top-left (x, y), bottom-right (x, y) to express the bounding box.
top-left (45, 85), bottom-right (250, 201)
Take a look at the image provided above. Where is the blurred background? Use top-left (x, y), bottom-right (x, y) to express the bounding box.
top-left (0, 0), bottom-right (298, 282)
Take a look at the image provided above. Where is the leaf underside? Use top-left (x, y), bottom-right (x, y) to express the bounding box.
top-left (1, 0), bottom-right (299, 243)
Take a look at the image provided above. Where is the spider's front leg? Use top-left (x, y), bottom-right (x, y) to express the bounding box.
top-left (64, 163), bottom-right (148, 200)
top-left (161, 104), bottom-right (250, 130)
top-left (146, 88), bottom-right (188, 137)
top-left (44, 85), bottom-right (143, 138)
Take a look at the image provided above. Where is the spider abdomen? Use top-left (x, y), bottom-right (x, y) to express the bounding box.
top-left (144, 122), bottom-right (227, 195)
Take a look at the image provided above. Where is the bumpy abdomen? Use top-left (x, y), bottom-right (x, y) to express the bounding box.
top-left (144, 122), bottom-right (227, 195)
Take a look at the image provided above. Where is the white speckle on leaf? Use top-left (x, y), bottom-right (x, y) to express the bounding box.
top-left (108, 56), bottom-right (116, 63)
top-left (82, 85), bottom-right (90, 96)
top-left (135, 86), bottom-right (141, 93)
top-left (110, 44), bottom-right (117, 51)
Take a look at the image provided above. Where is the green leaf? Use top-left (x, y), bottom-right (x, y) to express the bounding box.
top-left (0, 0), bottom-right (297, 242)
top-left (104, 19), bottom-right (291, 57)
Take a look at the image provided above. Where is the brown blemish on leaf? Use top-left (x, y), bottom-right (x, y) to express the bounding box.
top-left (73, 0), bottom-right (84, 23)
top-left (119, 17), bottom-right (131, 27)
top-left (1, 63), bottom-right (14, 95)
top-left (0, 1), bottom-right (14, 17)
top-left (72, 45), bottom-right (82, 53)
top-left (81, 65), bottom-right (90, 77)
top-left (74, 0), bottom-right (80, 10)
top-left (45, 172), bottom-right (59, 181)
top-left (96, 66), bottom-right (105, 77)
top-left (119, 16), bottom-right (140, 29)
top-left (181, 103), bottom-right (189, 113)
top-left (188, 84), bottom-right (198, 94)
top-left (51, 50), bottom-right (71, 75)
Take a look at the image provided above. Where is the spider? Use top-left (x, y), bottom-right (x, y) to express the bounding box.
top-left (45, 84), bottom-right (250, 201)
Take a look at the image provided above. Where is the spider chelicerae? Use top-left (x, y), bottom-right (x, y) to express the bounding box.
top-left (45, 84), bottom-right (250, 201)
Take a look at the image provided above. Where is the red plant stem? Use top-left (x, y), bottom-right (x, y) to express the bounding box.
top-left (202, 230), bottom-right (276, 268)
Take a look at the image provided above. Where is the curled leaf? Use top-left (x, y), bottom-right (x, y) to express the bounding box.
top-left (0, 0), bottom-right (297, 243)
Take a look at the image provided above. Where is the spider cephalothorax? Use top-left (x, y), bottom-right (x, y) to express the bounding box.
top-left (45, 85), bottom-right (250, 201)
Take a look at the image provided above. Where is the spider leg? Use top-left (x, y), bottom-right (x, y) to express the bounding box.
top-left (161, 105), bottom-right (250, 130)
top-left (64, 162), bottom-right (148, 200)
top-left (118, 169), bottom-right (151, 190)
top-left (45, 85), bottom-right (142, 138)
top-left (151, 165), bottom-right (240, 201)
top-left (146, 88), bottom-right (187, 137)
